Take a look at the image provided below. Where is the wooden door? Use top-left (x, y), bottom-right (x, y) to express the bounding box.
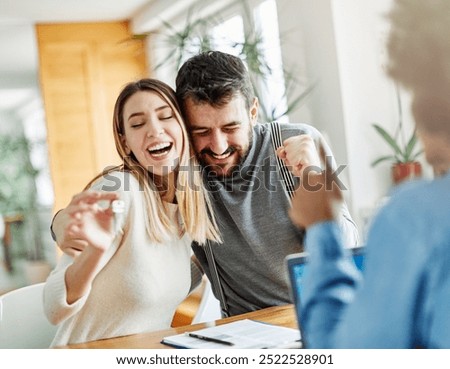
top-left (36, 22), bottom-right (148, 212)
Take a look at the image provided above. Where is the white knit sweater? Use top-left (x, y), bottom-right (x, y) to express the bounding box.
top-left (44, 171), bottom-right (192, 347)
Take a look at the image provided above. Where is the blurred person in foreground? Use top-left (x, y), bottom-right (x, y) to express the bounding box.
top-left (288, 0), bottom-right (450, 348)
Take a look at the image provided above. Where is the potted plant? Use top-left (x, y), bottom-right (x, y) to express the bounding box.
top-left (371, 88), bottom-right (422, 184)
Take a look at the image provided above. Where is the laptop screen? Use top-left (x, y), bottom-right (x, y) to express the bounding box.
top-left (285, 246), bottom-right (365, 345)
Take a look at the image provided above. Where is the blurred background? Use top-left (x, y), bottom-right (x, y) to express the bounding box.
top-left (0, 0), bottom-right (432, 294)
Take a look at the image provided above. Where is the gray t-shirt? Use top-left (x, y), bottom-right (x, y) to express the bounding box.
top-left (192, 122), bottom-right (358, 316)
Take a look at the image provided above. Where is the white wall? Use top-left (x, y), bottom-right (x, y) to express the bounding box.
top-left (331, 0), bottom-right (396, 237)
top-left (276, 0), bottom-right (347, 154)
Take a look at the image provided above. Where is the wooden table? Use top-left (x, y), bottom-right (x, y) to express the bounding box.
top-left (60, 304), bottom-right (296, 349)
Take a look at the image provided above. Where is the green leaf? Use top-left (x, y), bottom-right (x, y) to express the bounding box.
top-left (372, 123), bottom-right (403, 157)
top-left (371, 155), bottom-right (397, 167)
top-left (403, 130), bottom-right (418, 162)
top-left (410, 149), bottom-right (423, 162)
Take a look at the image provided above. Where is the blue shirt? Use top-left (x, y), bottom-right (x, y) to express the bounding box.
top-left (301, 172), bottom-right (450, 348)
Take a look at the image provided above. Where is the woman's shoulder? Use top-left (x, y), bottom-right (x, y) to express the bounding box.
top-left (389, 175), bottom-right (449, 206)
top-left (380, 175), bottom-right (450, 231)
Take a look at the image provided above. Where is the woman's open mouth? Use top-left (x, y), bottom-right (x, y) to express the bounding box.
top-left (147, 142), bottom-right (173, 158)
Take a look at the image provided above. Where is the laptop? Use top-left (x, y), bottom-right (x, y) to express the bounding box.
top-left (285, 246), bottom-right (365, 347)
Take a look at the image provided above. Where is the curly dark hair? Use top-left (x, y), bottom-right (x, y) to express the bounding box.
top-left (387, 0), bottom-right (450, 91)
top-left (175, 51), bottom-right (255, 114)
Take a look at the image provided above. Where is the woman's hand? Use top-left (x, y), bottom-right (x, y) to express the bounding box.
top-left (65, 191), bottom-right (119, 253)
top-left (62, 191), bottom-right (120, 305)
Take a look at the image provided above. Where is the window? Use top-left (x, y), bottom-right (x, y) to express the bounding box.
top-left (212, 15), bottom-right (245, 57)
top-left (211, 0), bottom-right (288, 122)
top-left (254, 0), bottom-right (288, 122)
top-left (150, 0), bottom-right (290, 122)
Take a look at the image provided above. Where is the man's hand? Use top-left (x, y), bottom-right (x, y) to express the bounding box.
top-left (52, 191), bottom-right (118, 257)
top-left (289, 144), bottom-right (343, 229)
top-left (276, 134), bottom-right (321, 177)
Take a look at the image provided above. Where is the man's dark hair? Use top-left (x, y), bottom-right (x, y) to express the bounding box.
top-left (175, 51), bottom-right (255, 114)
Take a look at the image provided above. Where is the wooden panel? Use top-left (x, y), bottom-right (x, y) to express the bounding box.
top-left (36, 22), bottom-right (148, 212)
top-left (39, 44), bottom-right (97, 209)
top-left (94, 41), bottom-right (148, 171)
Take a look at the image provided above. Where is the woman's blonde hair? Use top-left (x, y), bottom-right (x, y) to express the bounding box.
top-left (87, 78), bottom-right (221, 245)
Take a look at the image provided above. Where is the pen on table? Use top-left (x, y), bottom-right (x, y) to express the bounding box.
top-left (187, 333), bottom-right (234, 346)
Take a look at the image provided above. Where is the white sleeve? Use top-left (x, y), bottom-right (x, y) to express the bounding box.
top-left (43, 254), bottom-right (90, 325)
top-left (43, 171), bottom-right (134, 324)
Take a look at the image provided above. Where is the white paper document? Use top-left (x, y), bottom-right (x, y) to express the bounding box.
top-left (161, 319), bottom-right (301, 349)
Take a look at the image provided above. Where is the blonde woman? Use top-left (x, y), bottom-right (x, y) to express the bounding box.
top-left (44, 79), bottom-right (221, 347)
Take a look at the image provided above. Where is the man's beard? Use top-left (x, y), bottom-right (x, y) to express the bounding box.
top-left (198, 146), bottom-right (242, 178)
top-left (198, 141), bottom-right (252, 178)
top-left (197, 128), bottom-right (253, 178)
